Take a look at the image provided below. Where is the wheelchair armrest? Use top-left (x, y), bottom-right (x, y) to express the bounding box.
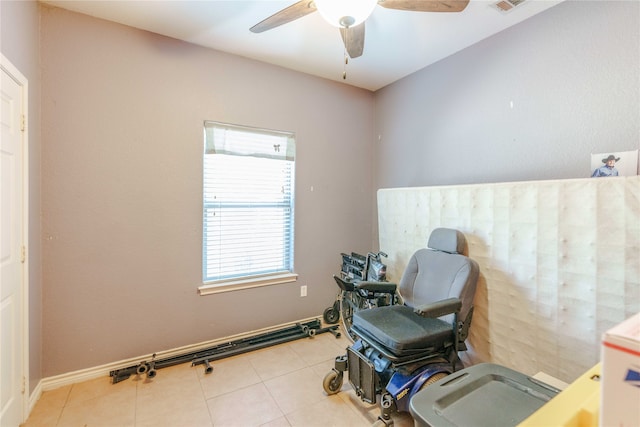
top-left (413, 298), bottom-right (462, 318)
top-left (356, 281), bottom-right (397, 294)
top-left (333, 275), bottom-right (356, 292)
top-left (457, 306), bottom-right (474, 349)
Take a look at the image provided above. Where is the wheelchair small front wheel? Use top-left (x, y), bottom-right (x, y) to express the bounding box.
top-left (323, 306), bottom-right (340, 324)
top-left (372, 418), bottom-right (394, 427)
top-left (322, 370), bottom-right (343, 395)
top-left (380, 393), bottom-right (394, 410)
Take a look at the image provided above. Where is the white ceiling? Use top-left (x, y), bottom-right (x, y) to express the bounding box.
top-left (41, 0), bottom-right (565, 91)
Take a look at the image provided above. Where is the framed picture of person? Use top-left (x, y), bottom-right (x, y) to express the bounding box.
top-left (590, 150), bottom-right (639, 177)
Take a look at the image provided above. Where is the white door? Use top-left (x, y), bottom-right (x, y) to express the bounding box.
top-left (0, 57), bottom-right (27, 427)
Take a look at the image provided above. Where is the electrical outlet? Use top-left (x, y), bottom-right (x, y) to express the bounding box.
top-left (300, 285), bottom-right (307, 297)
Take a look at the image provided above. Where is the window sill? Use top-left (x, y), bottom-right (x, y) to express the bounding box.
top-left (198, 272), bottom-right (298, 296)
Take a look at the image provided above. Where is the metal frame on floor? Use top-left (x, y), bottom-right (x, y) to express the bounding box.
top-left (109, 319), bottom-right (340, 384)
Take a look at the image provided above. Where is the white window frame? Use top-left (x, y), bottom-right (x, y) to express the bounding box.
top-left (199, 121), bottom-right (297, 295)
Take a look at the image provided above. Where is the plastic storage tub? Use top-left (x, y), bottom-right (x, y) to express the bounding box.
top-left (410, 363), bottom-right (559, 427)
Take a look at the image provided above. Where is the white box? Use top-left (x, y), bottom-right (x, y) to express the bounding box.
top-left (600, 312), bottom-right (640, 427)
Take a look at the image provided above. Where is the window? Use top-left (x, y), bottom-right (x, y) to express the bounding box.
top-left (200, 121), bottom-right (296, 294)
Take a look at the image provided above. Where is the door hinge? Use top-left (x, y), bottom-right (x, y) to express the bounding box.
top-left (20, 114), bottom-right (26, 132)
top-left (21, 246), bottom-right (26, 263)
top-left (21, 377), bottom-right (26, 394)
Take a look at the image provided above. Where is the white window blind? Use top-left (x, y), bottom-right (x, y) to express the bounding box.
top-left (203, 121), bottom-right (295, 284)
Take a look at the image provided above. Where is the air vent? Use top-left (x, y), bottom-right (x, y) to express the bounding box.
top-left (492, 0), bottom-right (527, 13)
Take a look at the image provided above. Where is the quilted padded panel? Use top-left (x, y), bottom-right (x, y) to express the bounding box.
top-left (377, 176), bottom-right (640, 383)
top-left (351, 305), bottom-right (452, 355)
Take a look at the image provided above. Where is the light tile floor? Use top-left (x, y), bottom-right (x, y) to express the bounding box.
top-left (22, 325), bottom-right (415, 427)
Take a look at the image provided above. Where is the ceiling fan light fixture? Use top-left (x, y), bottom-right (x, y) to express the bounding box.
top-left (314, 0), bottom-right (378, 28)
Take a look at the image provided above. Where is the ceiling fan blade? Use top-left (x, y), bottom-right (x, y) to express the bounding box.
top-left (250, 1), bottom-right (317, 33)
top-left (340, 22), bottom-right (365, 59)
top-left (378, 0), bottom-right (470, 13)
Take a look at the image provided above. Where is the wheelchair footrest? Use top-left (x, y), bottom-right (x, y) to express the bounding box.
top-left (347, 346), bottom-right (377, 404)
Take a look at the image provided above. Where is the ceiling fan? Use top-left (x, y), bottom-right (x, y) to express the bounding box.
top-left (250, 0), bottom-right (470, 59)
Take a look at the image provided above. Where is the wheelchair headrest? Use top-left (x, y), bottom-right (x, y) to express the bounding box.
top-left (427, 228), bottom-right (466, 254)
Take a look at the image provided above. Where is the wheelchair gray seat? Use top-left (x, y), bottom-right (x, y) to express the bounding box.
top-left (352, 305), bottom-right (452, 355)
top-left (349, 228), bottom-right (479, 362)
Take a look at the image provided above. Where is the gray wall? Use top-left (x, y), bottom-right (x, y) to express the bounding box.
top-left (0, 0), bottom-right (43, 393)
top-left (40, 6), bottom-right (374, 376)
top-left (373, 0), bottom-right (640, 190)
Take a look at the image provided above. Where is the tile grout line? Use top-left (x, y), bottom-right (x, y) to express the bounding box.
top-left (195, 362), bottom-right (216, 427)
top-left (53, 383), bottom-right (73, 426)
top-left (133, 377), bottom-right (138, 427)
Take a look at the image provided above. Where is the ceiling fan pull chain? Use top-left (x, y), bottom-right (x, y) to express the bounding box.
top-left (343, 52), bottom-right (348, 80)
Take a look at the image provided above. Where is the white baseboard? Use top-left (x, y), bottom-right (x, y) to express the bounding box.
top-left (28, 380), bottom-right (43, 415)
top-left (38, 316), bottom-right (322, 392)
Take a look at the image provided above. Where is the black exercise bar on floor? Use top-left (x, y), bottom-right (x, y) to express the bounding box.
top-left (109, 319), bottom-right (341, 384)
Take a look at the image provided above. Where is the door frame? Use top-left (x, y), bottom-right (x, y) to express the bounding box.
top-left (1, 52), bottom-right (30, 424)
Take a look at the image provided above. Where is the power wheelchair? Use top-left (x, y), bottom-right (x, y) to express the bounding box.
top-left (322, 228), bottom-right (480, 426)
